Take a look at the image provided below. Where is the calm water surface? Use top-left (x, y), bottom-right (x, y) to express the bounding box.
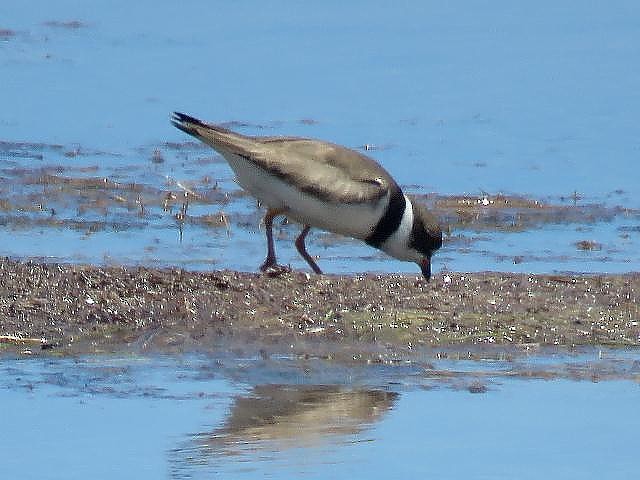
top-left (1, 351), bottom-right (639, 479)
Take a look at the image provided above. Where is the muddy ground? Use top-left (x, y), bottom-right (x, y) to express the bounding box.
top-left (1, 258), bottom-right (638, 356)
top-left (1, 139), bottom-right (639, 358)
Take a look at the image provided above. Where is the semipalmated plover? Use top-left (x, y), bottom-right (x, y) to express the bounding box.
top-left (171, 112), bottom-right (442, 279)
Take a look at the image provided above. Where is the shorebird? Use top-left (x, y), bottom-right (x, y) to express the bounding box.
top-left (171, 112), bottom-right (442, 279)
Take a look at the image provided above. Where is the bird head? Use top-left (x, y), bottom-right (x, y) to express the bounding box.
top-left (408, 201), bottom-right (442, 281)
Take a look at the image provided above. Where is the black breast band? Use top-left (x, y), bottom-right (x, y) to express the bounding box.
top-left (365, 187), bottom-right (406, 248)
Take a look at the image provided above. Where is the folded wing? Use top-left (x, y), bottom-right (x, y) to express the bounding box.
top-left (171, 112), bottom-right (394, 205)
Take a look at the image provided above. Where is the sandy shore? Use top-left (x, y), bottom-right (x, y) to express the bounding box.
top-left (1, 258), bottom-right (638, 355)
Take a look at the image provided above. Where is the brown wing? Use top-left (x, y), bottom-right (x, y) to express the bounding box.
top-left (172, 112), bottom-right (397, 204)
top-left (249, 139), bottom-right (396, 204)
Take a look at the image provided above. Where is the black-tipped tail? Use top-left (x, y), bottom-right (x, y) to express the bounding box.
top-left (171, 112), bottom-right (241, 141)
top-left (170, 111), bottom-right (207, 136)
top-left (170, 111), bottom-right (257, 156)
top-left (171, 111), bottom-right (206, 126)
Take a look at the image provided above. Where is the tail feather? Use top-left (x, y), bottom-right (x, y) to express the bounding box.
top-left (171, 111), bottom-right (203, 126)
top-left (170, 112), bottom-right (256, 156)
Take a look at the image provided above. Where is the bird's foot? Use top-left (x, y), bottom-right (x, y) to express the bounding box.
top-left (259, 256), bottom-right (277, 272)
top-left (260, 264), bottom-right (292, 277)
top-left (259, 256), bottom-right (291, 276)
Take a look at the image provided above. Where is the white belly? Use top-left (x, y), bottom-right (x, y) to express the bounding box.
top-left (223, 153), bottom-right (386, 239)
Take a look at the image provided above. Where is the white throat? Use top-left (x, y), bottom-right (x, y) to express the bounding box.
top-left (380, 195), bottom-right (420, 262)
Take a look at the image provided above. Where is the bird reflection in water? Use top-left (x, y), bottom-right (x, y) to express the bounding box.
top-left (173, 384), bottom-right (398, 467)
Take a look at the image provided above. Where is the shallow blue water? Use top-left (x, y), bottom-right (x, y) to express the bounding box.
top-left (1, 1), bottom-right (639, 273)
top-left (1, 352), bottom-right (639, 479)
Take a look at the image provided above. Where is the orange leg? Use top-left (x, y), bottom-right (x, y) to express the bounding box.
top-left (295, 225), bottom-right (322, 274)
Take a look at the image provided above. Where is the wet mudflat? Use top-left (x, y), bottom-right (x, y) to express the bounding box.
top-left (1, 258), bottom-right (639, 356)
top-left (2, 143), bottom-right (637, 356)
